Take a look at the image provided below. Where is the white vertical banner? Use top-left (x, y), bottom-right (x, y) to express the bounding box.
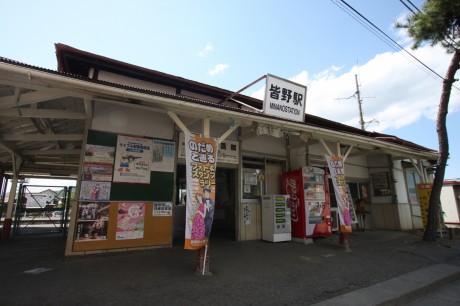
top-left (184, 132), bottom-right (218, 250)
top-left (326, 155), bottom-right (352, 233)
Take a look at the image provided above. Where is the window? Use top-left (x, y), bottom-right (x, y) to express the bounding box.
top-left (241, 156), bottom-right (285, 202)
top-left (405, 171), bottom-right (420, 205)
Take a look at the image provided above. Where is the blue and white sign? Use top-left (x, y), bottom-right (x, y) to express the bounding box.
top-left (263, 74), bottom-right (307, 123)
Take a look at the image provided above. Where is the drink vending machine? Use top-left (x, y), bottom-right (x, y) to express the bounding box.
top-left (261, 194), bottom-right (291, 242)
top-left (282, 166), bottom-right (332, 239)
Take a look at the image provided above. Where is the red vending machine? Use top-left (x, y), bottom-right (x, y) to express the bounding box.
top-left (282, 166), bottom-right (332, 239)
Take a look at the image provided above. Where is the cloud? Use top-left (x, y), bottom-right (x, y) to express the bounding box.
top-left (250, 44), bottom-right (460, 133)
top-left (392, 13), bottom-right (414, 48)
top-left (198, 43), bottom-right (213, 58)
top-left (209, 63), bottom-right (229, 76)
top-left (306, 44), bottom-right (459, 132)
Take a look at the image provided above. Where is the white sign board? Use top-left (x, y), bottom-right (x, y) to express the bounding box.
top-left (178, 132), bottom-right (239, 164)
top-left (263, 74), bottom-right (307, 122)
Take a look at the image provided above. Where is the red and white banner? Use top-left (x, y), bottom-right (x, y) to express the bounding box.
top-left (326, 155), bottom-right (352, 233)
top-left (184, 133), bottom-right (218, 250)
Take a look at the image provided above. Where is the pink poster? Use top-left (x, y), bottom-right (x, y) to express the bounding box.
top-left (116, 202), bottom-right (145, 240)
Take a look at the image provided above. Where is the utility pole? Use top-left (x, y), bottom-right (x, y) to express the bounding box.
top-left (336, 74), bottom-right (376, 131)
top-left (355, 74), bottom-right (365, 130)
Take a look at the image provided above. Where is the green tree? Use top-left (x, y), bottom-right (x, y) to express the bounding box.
top-left (397, 0), bottom-right (460, 241)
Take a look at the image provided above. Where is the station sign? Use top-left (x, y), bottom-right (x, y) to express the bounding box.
top-left (263, 74), bottom-right (307, 123)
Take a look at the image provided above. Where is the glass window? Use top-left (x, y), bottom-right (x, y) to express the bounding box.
top-left (242, 168), bottom-right (263, 200)
top-left (405, 171), bottom-right (420, 205)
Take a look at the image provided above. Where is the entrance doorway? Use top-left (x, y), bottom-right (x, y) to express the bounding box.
top-left (173, 165), bottom-right (236, 245)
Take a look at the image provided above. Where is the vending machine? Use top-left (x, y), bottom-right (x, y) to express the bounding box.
top-left (282, 166), bottom-right (332, 239)
top-left (261, 194), bottom-right (291, 242)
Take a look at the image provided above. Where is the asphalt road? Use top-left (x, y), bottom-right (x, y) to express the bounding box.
top-left (0, 229), bottom-right (459, 305)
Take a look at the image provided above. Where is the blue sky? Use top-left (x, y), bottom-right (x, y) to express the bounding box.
top-left (1, 0), bottom-right (459, 179)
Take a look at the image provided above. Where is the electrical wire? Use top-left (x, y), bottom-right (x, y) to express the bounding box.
top-left (406, 0), bottom-right (422, 13)
top-left (399, 0), bottom-right (416, 14)
top-left (330, 0), bottom-right (460, 92)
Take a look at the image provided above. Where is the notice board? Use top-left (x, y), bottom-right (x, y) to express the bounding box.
top-left (73, 129), bottom-right (174, 252)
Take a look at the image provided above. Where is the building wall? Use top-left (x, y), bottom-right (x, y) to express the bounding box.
top-left (89, 69), bottom-right (423, 241)
top-left (92, 101), bottom-right (174, 139)
top-left (97, 70), bottom-right (176, 95)
top-left (241, 133), bottom-right (287, 156)
top-left (366, 155), bottom-right (419, 230)
top-left (441, 183), bottom-right (460, 226)
top-left (368, 154), bottom-right (397, 229)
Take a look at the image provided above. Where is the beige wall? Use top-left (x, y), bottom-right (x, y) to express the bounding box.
top-left (92, 101), bottom-right (174, 139)
top-left (239, 203), bottom-right (262, 240)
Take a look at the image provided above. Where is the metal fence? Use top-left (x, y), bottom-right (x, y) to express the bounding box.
top-left (11, 184), bottom-right (74, 237)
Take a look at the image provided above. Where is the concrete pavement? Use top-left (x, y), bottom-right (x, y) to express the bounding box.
top-left (0, 229), bottom-right (459, 305)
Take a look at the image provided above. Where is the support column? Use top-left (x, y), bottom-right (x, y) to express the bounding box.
top-left (2, 155), bottom-right (21, 241)
top-left (1, 175), bottom-right (18, 241)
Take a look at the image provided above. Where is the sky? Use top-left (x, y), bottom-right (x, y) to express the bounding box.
top-left (1, 0), bottom-right (459, 180)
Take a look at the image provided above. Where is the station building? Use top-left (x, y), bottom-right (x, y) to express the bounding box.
top-left (0, 44), bottom-right (438, 255)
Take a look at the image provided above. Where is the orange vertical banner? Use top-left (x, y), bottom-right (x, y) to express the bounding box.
top-left (184, 132), bottom-right (218, 250)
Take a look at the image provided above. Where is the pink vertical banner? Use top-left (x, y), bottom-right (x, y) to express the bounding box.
top-left (184, 132), bottom-right (218, 250)
top-left (326, 155), bottom-right (352, 233)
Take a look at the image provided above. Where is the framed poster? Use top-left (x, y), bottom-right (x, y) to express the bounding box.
top-left (373, 172), bottom-right (391, 196)
top-left (113, 135), bottom-right (152, 184)
top-left (75, 202), bottom-right (110, 241)
top-left (79, 181), bottom-right (111, 201)
top-left (116, 202), bottom-right (145, 240)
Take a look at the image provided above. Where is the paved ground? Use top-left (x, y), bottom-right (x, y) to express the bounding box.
top-left (0, 229), bottom-right (459, 305)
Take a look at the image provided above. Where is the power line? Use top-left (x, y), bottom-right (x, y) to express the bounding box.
top-left (330, 0), bottom-right (460, 93)
top-left (405, 0), bottom-right (423, 13)
top-left (399, 0), bottom-right (416, 14)
top-left (335, 0), bottom-right (445, 81)
top-left (330, 0), bottom-right (442, 85)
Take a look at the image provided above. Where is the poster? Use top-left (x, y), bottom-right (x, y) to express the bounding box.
top-left (151, 140), bottom-right (175, 172)
top-left (82, 162), bottom-right (113, 181)
top-left (116, 202), bottom-right (145, 240)
top-left (373, 172), bottom-right (391, 196)
top-left (184, 132), bottom-right (218, 250)
top-left (113, 135), bottom-right (152, 184)
top-left (243, 204), bottom-right (251, 225)
top-left (84, 144), bottom-right (115, 164)
top-left (79, 181), bottom-right (111, 201)
top-left (75, 202), bottom-right (109, 241)
top-left (417, 183), bottom-right (432, 227)
top-left (326, 155), bottom-right (352, 233)
top-left (153, 201), bottom-right (172, 216)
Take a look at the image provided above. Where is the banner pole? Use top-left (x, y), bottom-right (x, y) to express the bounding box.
top-left (202, 244), bottom-right (208, 275)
